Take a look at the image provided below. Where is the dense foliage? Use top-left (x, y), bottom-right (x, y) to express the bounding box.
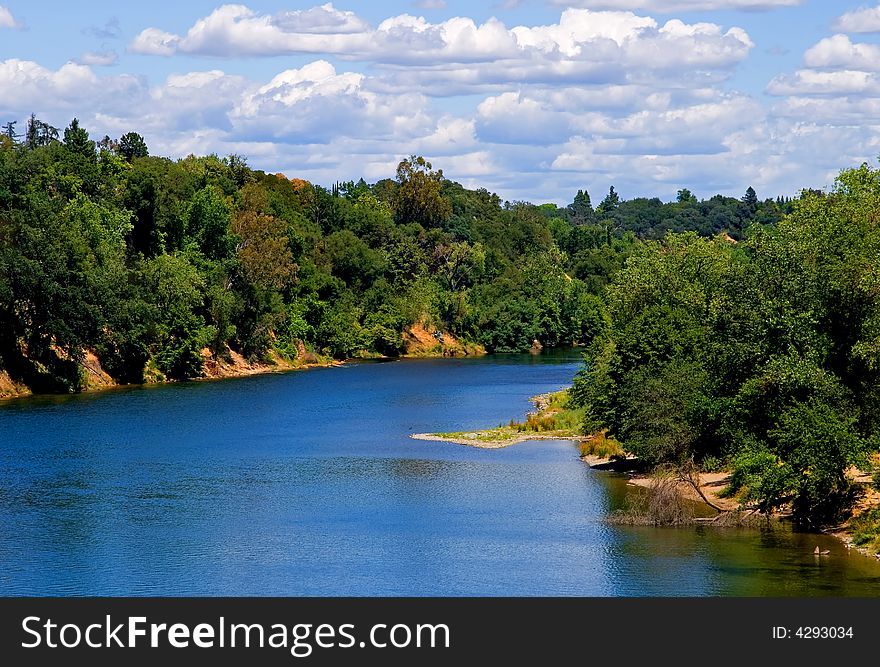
top-left (571, 164), bottom-right (880, 526)
top-left (3, 115), bottom-right (872, 527)
top-left (0, 120), bottom-right (649, 390)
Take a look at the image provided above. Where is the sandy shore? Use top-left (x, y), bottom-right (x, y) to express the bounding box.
top-left (411, 431), bottom-right (587, 449)
top-left (625, 470), bottom-right (742, 512)
top-left (0, 349), bottom-right (344, 402)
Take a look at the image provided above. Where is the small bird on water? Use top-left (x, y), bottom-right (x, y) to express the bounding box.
top-left (814, 546), bottom-right (830, 556)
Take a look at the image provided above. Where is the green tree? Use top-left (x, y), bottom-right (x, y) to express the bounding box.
top-left (63, 118), bottom-right (95, 159)
top-left (25, 114), bottom-right (59, 149)
top-left (392, 156), bottom-right (452, 228)
top-left (186, 186), bottom-right (234, 260)
top-left (597, 186), bottom-right (620, 215)
top-left (142, 254), bottom-right (207, 379)
top-left (118, 132), bottom-right (149, 161)
top-left (676, 188), bottom-right (697, 203)
top-left (569, 189), bottom-right (594, 223)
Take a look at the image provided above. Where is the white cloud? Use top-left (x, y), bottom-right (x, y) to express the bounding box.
top-left (771, 95), bottom-right (880, 123)
top-left (766, 69), bottom-right (880, 96)
top-left (10, 0), bottom-right (868, 208)
top-left (0, 59), bottom-right (143, 118)
top-left (146, 70), bottom-right (252, 133)
top-left (128, 28), bottom-right (181, 56)
top-left (547, 113), bottom-right (867, 199)
top-left (273, 3), bottom-right (370, 34)
top-left (547, 0), bottom-right (801, 12)
top-left (231, 60), bottom-right (433, 145)
top-left (413, 117), bottom-right (476, 155)
top-left (0, 5), bottom-right (19, 29)
top-left (128, 5), bottom-right (753, 90)
top-left (804, 34), bottom-right (880, 71)
top-left (742, 20), bottom-right (880, 202)
top-left (83, 17), bottom-right (122, 40)
top-left (131, 4), bottom-right (371, 57)
top-left (832, 5), bottom-right (880, 34)
top-left (76, 50), bottom-right (119, 67)
top-left (477, 92), bottom-right (574, 144)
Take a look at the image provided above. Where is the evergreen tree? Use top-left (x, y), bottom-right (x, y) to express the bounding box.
top-left (2, 121), bottom-right (17, 143)
top-left (63, 118), bottom-right (95, 158)
top-left (598, 186), bottom-right (620, 215)
top-left (741, 186), bottom-right (758, 214)
top-left (118, 132), bottom-right (148, 162)
top-left (569, 189), bottom-right (594, 223)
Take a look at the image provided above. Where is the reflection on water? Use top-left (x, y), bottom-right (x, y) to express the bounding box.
top-left (1, 352), bottom-right (879, 596)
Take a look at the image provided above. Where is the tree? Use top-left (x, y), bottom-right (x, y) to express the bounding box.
top-left (569, 189), bottom-right (594, 223)
top-left (324, 229), bottom-right (385, 289)
top-left (0, 191), bottom-right (131, 391)
top-left (2, 121), bottom-right (17, 143)
top-left (676, 188), bottom-right (697, 203)
top-left (597, 186), bottom-right (620, 215)
top-left (392, 155), bottom-right (451, 228)
top-left (25, 114), bottom-right (58, 149)
top-left (185, 186), bottom-right (234, 260)
top-left (432, 241), bottom-right (485, 292)
top-left (118, 132), bottom-right (148, 161)
top-left (741, 186), bottom-right (758, 216)
top-left (141, 254), bottom-right (207, 379)
top-left (63, 118), bottom-right (95, 159)
top-left (232, 184), bottom-right (297, 293)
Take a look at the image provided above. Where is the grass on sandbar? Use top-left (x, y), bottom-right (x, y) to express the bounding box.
top-left (434, 389), bottom-right (587, 444)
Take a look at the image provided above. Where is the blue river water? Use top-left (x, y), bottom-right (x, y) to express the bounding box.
top-left (1, 352), bottom-right (880, 596)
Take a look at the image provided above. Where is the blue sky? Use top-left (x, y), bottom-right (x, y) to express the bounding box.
top-left (2, 1), bottom-right (880, 204)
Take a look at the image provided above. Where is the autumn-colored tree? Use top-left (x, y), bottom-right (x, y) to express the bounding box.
top-left (232, 184), bottom-right (297, 292)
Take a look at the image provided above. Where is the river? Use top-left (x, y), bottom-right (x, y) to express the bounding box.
top-left (1, 351), bottom-right (879, 596)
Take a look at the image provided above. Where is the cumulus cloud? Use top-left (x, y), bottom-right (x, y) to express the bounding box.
top-left (771, 95), bottom-right (880, 123)
top-left (12, 0), bottom-right (870, 207)
top-left (477, 93), bottom-right (574, 145)
top-left (273, 3), bottom-right (370, 33)
top-left (547, 0), bottom-right (801, 11)
top-left (750, 22), bottom-right (880, 202)
top-left (766, 69), bottom-right (880, 96)
top-left (145, 70), bottom-right (252, 133)
top-left (804, 34), bottom-right (880, 71)
top-left (128, 28), bottom-right (181, 56)
top-left (76, 50), bottom-right (119, 67)
top-left (547, 114), bottom-right (859, 198)
top-left (0, 59), bottom-right (143, 117)
top-left (0, 5), bottom-right (20, 29)
top-left (231, 60), bottom-right (432, 144)
top-left (130, 4), bottom-right (371, 57)
top-left (128, 5), bottom-right (754, 90)
top-left (832, 5), bottom-right (880, 34)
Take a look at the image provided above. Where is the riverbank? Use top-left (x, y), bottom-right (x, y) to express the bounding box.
top-left (0, 344), bottom-right (343, 402)
top-left (1, 325), bottom-right (485, 402)
top-left (411, 390), bottom-right (587, 449)
top-left (416, 386), bottom-right (880, 556)
top-left (401, 323), bottom-right (485, 358)
top-left (0, 368), bottom-right (30, 400)
top-left (627, 471), bottom-right (741, 512)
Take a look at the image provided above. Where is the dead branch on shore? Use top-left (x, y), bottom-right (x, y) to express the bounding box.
top-left (674, 460), bottom-right (726, 514)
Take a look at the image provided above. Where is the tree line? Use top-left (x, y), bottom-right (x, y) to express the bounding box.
top-left (570, 163), bottom-right (880, 527)
top-left (4, 114), bottom-right (872, 526)
top-left (0, 117), bottom-right (614, 391)
top-left (0, 116), bottom-right (798, 393)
